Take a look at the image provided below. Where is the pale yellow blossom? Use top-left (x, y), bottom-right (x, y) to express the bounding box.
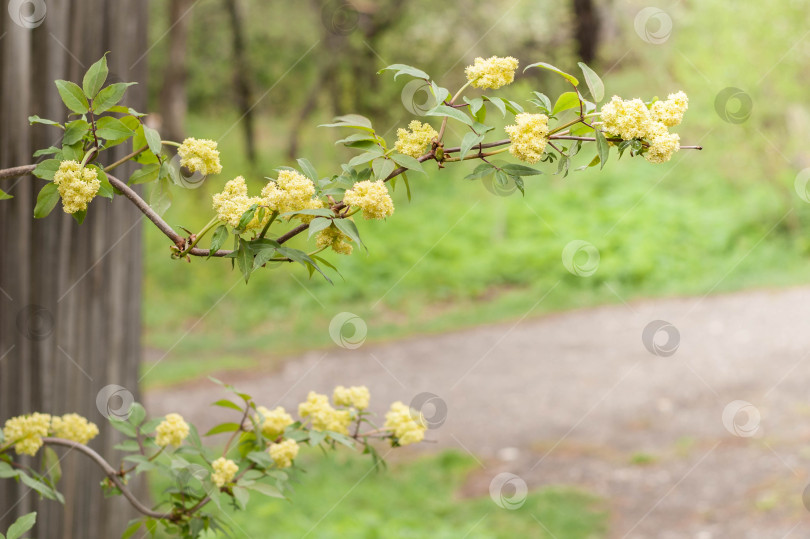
top-left (298, 391), bottom-right (351, 434)
top-left (394, 120), bottom-right (437, 158)
top-left (212, 176), bottom-right (266, 230)
top-left (333, 385), bottom-right (370, 410)
top-left (651, 91), bottom-right (688, 127)
top-left (51, 413), bottom-right (99, 445)
top-left (53, 160), bottom-right (100, 214)
top-left (262, 169), bottom-right (318, 215)
top-left (178, 138), bottom-right (222, 176)
top-left (268, 438), bottom-right (299, 468)
top-left (155, 413), bottom-right (190, 447)
top-left (211, 457), bottom-right (238, 488)
top-left (2, 413), bottom-right (51, 456)
top-left (343, 180), bottom-right (394, 220)
top-left (316, 226), bottom-right (353, 255)
top-left (255, 406), bottom-right (294, 440)
top-left (465, 56), bottom-right (519, 89)
top-left (384, 402), bottom-right (426, 446)
top-left (504, 113), bottom-right (549, 164)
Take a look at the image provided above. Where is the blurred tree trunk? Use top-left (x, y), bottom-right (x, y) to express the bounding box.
top-left (0, 1), bottom-right (147, 538)
top-left (571, 0), bottom-right (600, 63)
top-left (160, 0), bottom-right (194, 143)
top-left (224, 0), bottom-right (256, 163)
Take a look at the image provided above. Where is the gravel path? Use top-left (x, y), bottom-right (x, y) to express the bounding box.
top-left (147, 286), bottom-right (810, 538)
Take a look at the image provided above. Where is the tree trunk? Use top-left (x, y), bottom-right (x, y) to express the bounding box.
top-left (572, 0), bottom-right (600, 64)
top-left (0, 1), bottom-right (148, 538)
top-left (160, 0), bottom-right (195, 143)
top-left (223, 0), bottom-right (256, 163)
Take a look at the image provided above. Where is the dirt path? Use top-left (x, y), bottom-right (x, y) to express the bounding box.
top-left (147, 286), bottom-right (810, 538)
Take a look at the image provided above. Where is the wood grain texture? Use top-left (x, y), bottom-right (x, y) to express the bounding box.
top-left (0, 1), bottom-right (148, 537)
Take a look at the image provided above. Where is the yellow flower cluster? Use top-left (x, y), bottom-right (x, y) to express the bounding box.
top-left (504, 113), bottom-right (550, 164)
top-left (155, 413), bottom-right (190, 447)
top-left (343, 180), bottom-right (394, 220)
top-left (212, 176), bottom-right (266, 230)
top-left (465, 56), bottom-right (519, 89)
top-left (651, 91), bottom-right (689, 127)
top-left (51, 413), bottom-right (99, 445)
top-left (333, 385), bottom-right (370, 410)
top-left (298, 391), bottom-right (352, 434)
top-left (394, 120), bottom-right (437, 158)
top-left (212, 171), bottom-right (323, 230)
top-left (53, 160), bottom-right (100, 214)
top-left (599, 92), bottom-right (687, 164)
top-left (268, 438), bottom-right (299, 468)
top-left (316, 226), bottom-right (353, 255)
top-left (178, 138), bottom-right (223, 176)
top-left (384, 402), bottom-right (426, 446)
top-left (211, 457), bottom-right (239, 488)
top-left (255, 406), bottom-right (293, 440)
top-left (262, 170), bottom-right (319, 215)
top-left (2, 413), bottom-right (52, 456)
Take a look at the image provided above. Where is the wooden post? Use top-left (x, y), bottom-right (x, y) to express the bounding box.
top-left (0, 1), bottom-right (148, 537)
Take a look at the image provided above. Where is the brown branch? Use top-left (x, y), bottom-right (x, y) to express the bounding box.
top-left (42, 437), bottom-right (174, 520)
top-left (0, 164), bottom-right (36, 180)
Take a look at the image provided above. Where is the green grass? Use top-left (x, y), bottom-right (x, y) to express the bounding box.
top-left (150, 450), bottom-right (607, 538)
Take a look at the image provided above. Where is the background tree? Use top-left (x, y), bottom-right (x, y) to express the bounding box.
top-left (0, 1), bottom-right (147, 537)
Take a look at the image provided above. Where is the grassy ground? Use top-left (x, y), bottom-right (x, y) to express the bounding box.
top-left (150, 450), bottom-right (607, 538)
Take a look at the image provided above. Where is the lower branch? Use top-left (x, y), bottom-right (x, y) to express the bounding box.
top-left (42, 437), bottom-right (173, 521)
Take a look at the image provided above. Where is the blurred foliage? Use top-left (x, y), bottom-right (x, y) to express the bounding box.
top-left (151, 450), bottom-right (607, 538)
top-left (141, 0), bottom-right (810, 385)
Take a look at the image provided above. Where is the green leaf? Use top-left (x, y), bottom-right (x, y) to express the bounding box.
top-left (531, 92), bottom-right (552, 111)
top-left (319, 114), bottom-right (373, 131)
top-left (209, 225), bottom-right (229, 257)
top-left (378, 64), bottom-right (429, 80)
top-left (71, 209), bottom-right (87, 225)
top-left (95, 116), bottom-right (134, 141)
top-left (33, 183), bottom-right (60, 218)
top-left (141, 125), bottom-right (162, 156)
top-left (28, 115), bottom-right (62, 127)
top-left (465, 163), bottom-right (496, 181)
top-left (390, 153), bottom-right (425, 174)
top-left (42, 447), bottom-right (61, 485)
top-left (552, 91), bottom-right (582, 116)
top-left (32, 146), bottom-right (61, 158)
top-left (459, 132), bottom-right (484, 161)
top-left (62, 120), bottom-right (90, 146)
top-left (236, 238), bottom-right (252, 283)
top-left (19, 473), bottom-right (59, 501)
top-left (205, 422), bottom-right (242, 436)
top-left (90, 165), bottom-right (113, 199)
top-left (296, 158), bottom-right (318, 181)
top-left (484, 96), bottom-right (506, 117)
top-left (276, 247), bottom-right (332, 283)
top-left (523, 62), bottom-right (580, 86)
top-left (109, 419), bottom-right (136, 437)
top-left (82, 53), bottom-right (108, 99)
top-left (6, 512), bottom-right (36, 539)
top-left (501, 163), bottom-right (543, 176)
top-left (426, 105), bottom-right (473, 126)
top-left (595, 129), bottom-right (609, 170)
top-left (464, 97), bottom-right (485, 116)
top-left (372, 157), bottom-right (395, 181)
top-left (307, 217), bottom-right (333, 239)
top-left (128, 163), bottom-right (160, 185)
top-left (212, 399), bottom-right (243, 412)
top-left (0, 188), bottom-right (11, 200)
top-left (121, 519), bottom-right (142, 539)
top-left (347, 148), bottom-right (384, 168)
top-left (333, 219), bottom-right (366, 251)
top-left (127, 403), bottom-right (146, 426)
top-left (93, 82), bottom-right (136, 114)
top-left (55, 80), bottom-right (89, 114)
top-left (577, 62), bottom-right (604, 102)
top-left (244, 481), bottom-right (284, 499)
